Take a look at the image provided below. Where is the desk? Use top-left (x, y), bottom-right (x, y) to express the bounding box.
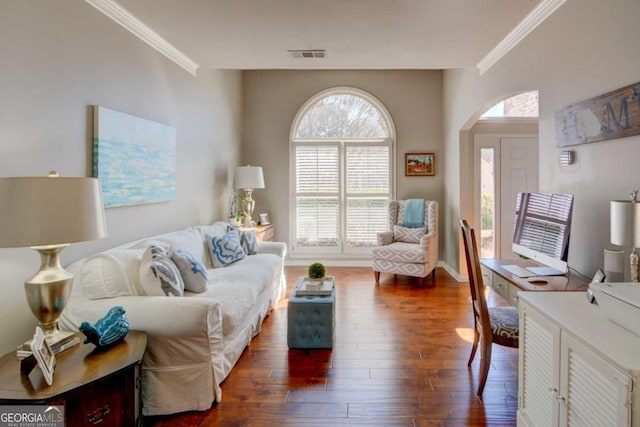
top-left (480, 258), bottom-right (589, 306)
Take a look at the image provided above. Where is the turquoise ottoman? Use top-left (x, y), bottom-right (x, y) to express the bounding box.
top-left (287, 278), bottom-right (335, 349)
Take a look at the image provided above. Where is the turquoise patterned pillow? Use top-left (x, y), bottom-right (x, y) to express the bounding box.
top-left (207, 230), bottom-right (246, 268)
top-left (240, 230), bottom-right (258, 255)
top-left (171, 248), bottom-right (208, 293)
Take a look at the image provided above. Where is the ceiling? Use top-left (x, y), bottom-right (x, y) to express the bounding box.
top-left (113, 0), bottom-right (542, 70)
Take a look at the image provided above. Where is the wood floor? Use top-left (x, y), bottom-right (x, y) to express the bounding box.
top-left (146, 267), bottom-right (518, 426)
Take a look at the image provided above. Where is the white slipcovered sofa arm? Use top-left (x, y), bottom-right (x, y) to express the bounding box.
top-left (257, 241), bottom-right (287, 258)
top-left (377, 231), bottom-right (394, 246)
top-left (60, 296), bottom-right (222, 340)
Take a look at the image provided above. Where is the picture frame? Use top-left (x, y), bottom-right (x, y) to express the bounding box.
top-left (259, 213), bottom-right (271, 225)
top-left (30, 326), bottom-right (56, 385)
top-left (405, 152), bottom-right (435, 176)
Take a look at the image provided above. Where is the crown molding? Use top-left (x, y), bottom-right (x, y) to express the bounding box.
top-left (85, 0), bottom-right (199, 76)
top-left (476, 0), bottom-right (566, 75)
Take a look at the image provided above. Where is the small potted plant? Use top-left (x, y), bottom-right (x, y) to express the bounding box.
top-left (307, 262), bottom-right (326, 281)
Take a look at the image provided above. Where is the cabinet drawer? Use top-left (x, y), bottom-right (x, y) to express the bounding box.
top-left (480, 265), bottom-right (493, 286)
top-left (507, 284), bottom-right (520, 307)
top-left (63, 364), bottom-right (140, 426)
top-left (492, 275), bottom-right (510, 299)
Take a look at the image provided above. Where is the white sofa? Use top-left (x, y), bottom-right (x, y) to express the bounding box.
top-left (59, 221), bottom-right (286, 416)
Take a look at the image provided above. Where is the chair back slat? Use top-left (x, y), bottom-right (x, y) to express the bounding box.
top-left (459, 219), bottom-right (491, 335)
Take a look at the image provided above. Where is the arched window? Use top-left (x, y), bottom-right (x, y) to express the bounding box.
top-left (290, 87), bottom-right (395, 257)
top-left (481, 91), bottom-right (539, 119)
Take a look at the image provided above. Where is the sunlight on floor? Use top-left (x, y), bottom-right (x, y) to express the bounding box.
top-left (455, 327), bottom-right (476, 343)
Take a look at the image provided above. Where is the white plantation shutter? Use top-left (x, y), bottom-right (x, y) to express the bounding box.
top-left (292, 88), bottom-right (394, 256)
top-left (295, 144), bottom-right (340, 248)
top-left (345, 144), bottom-right (390, 247)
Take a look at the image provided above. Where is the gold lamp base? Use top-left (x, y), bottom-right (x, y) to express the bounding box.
top-left (21, 244), bottom-right (77, 351)
top-left (241, 188), bottom-right (256, 226)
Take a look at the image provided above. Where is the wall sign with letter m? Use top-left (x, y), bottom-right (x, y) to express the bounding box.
top-left (555, 81), bottom-right (640, 147)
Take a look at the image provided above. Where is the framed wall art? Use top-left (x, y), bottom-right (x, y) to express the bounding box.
top-left (93, 105), bottom-right (176, 208)
top-left (405, 152), bottom-right (435, 176)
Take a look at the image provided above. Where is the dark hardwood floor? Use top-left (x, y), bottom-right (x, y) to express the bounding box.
top-left (146, 267), bottom-right (518, 426)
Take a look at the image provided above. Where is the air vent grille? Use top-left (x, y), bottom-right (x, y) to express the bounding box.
top-left (288, 49), bottom-right (326, 59)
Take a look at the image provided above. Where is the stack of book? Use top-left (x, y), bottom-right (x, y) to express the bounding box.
top-left (295, 276), bottom-right (335, 296)
top-left (16, 333), bottom-right (81, 360)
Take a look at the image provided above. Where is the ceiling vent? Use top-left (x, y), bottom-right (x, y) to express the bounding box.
top-left (288, 49), bottom-right (327, 59)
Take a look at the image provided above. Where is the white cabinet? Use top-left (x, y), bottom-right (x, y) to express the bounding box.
top-left (518, 292), bottom-right (640, 427)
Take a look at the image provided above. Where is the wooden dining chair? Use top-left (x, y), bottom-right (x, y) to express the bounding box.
top-left (458, 218), bottom-right (519, 398)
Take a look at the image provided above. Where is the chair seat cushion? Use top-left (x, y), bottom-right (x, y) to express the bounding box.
top-left (371, 242), bottom-right (424, 263)
top-left (489, 306), bottom-right (519, 340)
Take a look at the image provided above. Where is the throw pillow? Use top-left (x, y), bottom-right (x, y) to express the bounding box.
top-left (139, 245), bottom-right (185, 296)
top-left (171, 248), bottom-right (208, 293)
top-left (393, 225), bottom-right (426, 244)
top-left (81, 253), bottom-right (131, 300)
top-left (207, 230), bottom-right (246, 268)
top-left (240, 230), bottom-right (258, 255)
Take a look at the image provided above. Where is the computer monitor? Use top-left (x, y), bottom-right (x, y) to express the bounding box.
top-left (512, 192), bottom-right (574, 275)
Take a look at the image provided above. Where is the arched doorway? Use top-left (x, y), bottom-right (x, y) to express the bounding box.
top-left (460, 91), bottom-right (539, 269)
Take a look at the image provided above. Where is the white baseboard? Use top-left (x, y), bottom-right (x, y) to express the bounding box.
top-left (284, 257), bottom-right (467, 282)
top-left (437, 261), bottom-right (467, 282)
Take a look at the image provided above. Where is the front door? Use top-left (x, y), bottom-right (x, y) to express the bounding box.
top-left (474, 134), bottom-right (538, 259)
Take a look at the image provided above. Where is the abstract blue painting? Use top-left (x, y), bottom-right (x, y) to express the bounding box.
top-left (93, 106), bottom-right (176, 208)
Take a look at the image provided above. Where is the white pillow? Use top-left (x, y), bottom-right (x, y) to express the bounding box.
top-left (81, 249), bottom-right (144, 300)
top-left (171, 248), bottom-right (208, 293)
top-left (139, 246), bottom-right (185, 296)
top-left (393, 225), bottom-right (426, 243)
top-left (81, 254), bottom-right (130, 300)
top-left (206, 230), bottom-right (246, 268)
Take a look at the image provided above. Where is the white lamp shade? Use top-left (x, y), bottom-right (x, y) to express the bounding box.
top-left (234, 166), bottom-right (265, 190)
top-left (0, 176), bottom-right (107, 248)
top-left (610, 200), bottom-right (640, 248)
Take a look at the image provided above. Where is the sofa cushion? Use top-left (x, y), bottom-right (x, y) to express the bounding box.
top-left (371, 241), bottom-right (425, 263)
top-left (207, 230), bottom-right (246, 268)
top-left (139, 245), bottom-right (185, 296)
top-left (195, 253), bottom-right (282, 336)
top-left (171, 248), bottom-right (208, 293)
top-left (393, 225), bottom-right (426, 243)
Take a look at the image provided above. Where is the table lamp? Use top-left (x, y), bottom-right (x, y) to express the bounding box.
top-left (610, 190), bottom-right (640, 282)
top-left (0, 172), bottom-right (107, 348)
top-left (234, 166), bottom-right (265, 226)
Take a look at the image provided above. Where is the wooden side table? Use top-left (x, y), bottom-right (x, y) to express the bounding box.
top-left (0, 330), bottom-right (146, 426)
top-left (242, 224), bottom-right (275, 242)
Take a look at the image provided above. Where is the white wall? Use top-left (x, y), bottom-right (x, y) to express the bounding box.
top-left (0, 1), bottom-right (242, 353)
top-left (443, 0), bottom-right (640, 276)
top-left (242, 70), bottom-right (443, 261)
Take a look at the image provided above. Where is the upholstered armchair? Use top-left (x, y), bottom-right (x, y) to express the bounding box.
top-left (372, 200), bottom-right (438, 286)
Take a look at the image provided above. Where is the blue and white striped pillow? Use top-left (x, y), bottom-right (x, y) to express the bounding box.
top-left (139, 245), bottom-right (184, 296)
top-left (207, 230), bottom-right (246, 268)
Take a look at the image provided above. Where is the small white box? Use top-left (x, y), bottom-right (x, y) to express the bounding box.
top-left (591, 282), bottom-right (640, 336)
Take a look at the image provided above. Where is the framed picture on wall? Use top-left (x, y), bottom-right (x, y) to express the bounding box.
top-left (405, 152), bottom-right (435, 176)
